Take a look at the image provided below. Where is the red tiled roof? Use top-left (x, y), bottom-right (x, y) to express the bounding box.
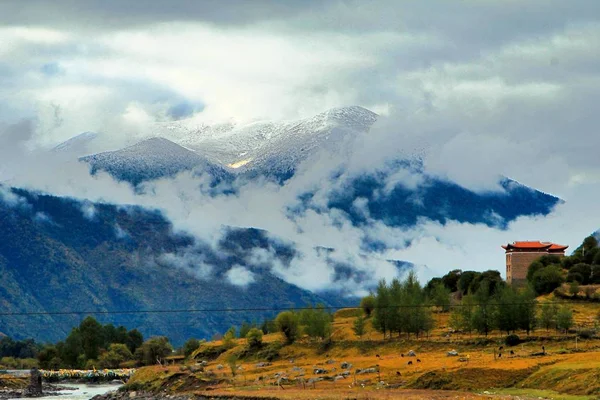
top-left (548, 243), bottom-right (569, 251)
top-left (502, 241), bottom-right (568, 251)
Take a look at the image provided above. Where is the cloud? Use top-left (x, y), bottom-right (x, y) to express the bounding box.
top-left (156, 249), bottom-right (213, 280)
top-left (225, 265), bottom-right (256, 287)
top-left (0, 186), bottom-right (28, 208)
top-left (80, 201), bottom-right (96, 220)
top-left (1, 0), bottom-right (600, 295)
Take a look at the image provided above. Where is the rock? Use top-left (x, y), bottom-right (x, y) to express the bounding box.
top-left (216, 364), bottom-right (224, 370)
top-left (357, 367), bottom-right (377, 375)
top-left (129, 391), bottom-right (137, 398)
top-left (407, 350), bottom-right (417, 357)
top-left (447, 350), bottom-right (459, 357)
top-left (326, 359), bottom-right (336, 364)
top-left (255, 362), bottom-right (272, 368)
top-left (313, 368), bottom-right (327, 374)
top-left (341, 362), bottom-right (352, 370)
top-left (291, 367), bottom-right (304, 373)
top-left (334, 375), bottom-right (345, 381)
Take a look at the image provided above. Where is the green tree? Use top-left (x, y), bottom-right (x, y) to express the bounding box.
top-left (372, 280), bottom-right (391, 339)
top-left (360, 295), bottom-right (376, 317)
top-left (37, 345), bottom-right (62, 369)
top-left (531, 265), bottom-right (565, 295)
top-left (591, 265), bottom-right (600, 283)
top-left (494, 286), bottom-right (519, 334)
top-left (569, 264), bottom-right (592, 284)
top-left (126, 329), bottom-right (144, 354)
top-left (246, 328), bottom-right (263, 348)
top-left (238, 322), bottom-right (253, 339)
top-left (352, 316), bottom-right (366, 339)
top-left (441, 269), bottom-right (462, 292)
top-left (527, 261), bottom-right (545, 283)
top-left (403, 271), bottom-right (433, 338)
top-left (134, 337), bottom-right (173, 366)
top-left (98, 343), bottom-right (133, 368)
top-left (470, 270), bottom-right (504, 295)
top-left (516, 286), bottom-right (537, 335)
top-left (556, 305), bottom-right (574, 333)
top-left (298, 304), bottom-right (332, 340)
top-left (594, 251), bottom-right (600, 266)
top-left (62, 328), bottom-right (84, 368)
top-left (458, 271), bottom-right (479, 295)
top-left (429, 282), bottom-right (451, 312)
top-left (182, 338), bottom-right (201, 357)
top-left (227, 354), bottom-right (238, 377)
top-left (569, 281), bottom-right (580, 296)
top-left (539, 302), bottom-right (558, 331)
top-left (79, 316), bottom-right (104, 361)
top-left (472, 282), bottom-right (495, 336)
top-left (449, 293), bottom-right (476, 335)
top-left (223, 327), bottom-right (237, 348)
top-left (388, 278), bottom-right (404, 337)
top-left (275, 311), bottom-right (300, 344)
top-left (261, 318), bottom-right (277, 334)
top-left (538, 254), bottom-right (563, 267)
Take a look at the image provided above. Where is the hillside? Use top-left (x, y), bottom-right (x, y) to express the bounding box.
top-left (118, 299), bottom-right (600, 400)
top-left (80, 138), bottom-right (232, 186)
top-left (0, 187), bottom-right (327, 344)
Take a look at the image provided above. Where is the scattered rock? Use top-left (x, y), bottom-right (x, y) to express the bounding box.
top-left (407, 350), bottom-right (417, 357)
top-left (255, 362), bottom-right (272, 368)
top-left (356, 367), bottom-right (377, 375)
top-left (341, 362), bottom-right (352, 370)
top-left (447, 350), bottom-right (459, 357)
top-left (313, 368), bottom-right (327, 374)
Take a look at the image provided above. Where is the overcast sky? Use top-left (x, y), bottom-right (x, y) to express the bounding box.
top-left (1, 0), bottom-right (600, 292)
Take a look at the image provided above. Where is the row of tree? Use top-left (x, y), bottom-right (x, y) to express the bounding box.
top-left (364, 271), bottom-right (576, 338)
top-left (527, 235), bottom-right (600, 294)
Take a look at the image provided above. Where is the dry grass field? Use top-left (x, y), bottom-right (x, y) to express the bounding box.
top-left (126, 295), bottom-right (600, 400)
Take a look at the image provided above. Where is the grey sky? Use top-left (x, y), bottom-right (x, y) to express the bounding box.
top-left (1, 0), bottom-right (599, 291)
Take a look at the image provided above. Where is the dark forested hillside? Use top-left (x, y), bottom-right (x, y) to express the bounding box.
top-left (0, 187), bottom-right (325, 345)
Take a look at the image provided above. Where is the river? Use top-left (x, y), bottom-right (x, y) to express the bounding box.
top-left (10, 384), bottom-right (121, 400)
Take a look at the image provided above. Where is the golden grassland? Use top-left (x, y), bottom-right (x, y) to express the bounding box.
top-left (126, 296), bottom-right (600, 400)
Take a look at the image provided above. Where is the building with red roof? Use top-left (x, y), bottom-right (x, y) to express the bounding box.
top-left (503, 241), bottom-right (568, 284)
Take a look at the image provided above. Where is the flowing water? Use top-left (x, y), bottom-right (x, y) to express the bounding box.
top-left (11, 384), bottom-right (121, 400)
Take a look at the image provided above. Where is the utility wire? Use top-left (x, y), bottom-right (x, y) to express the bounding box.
top-left (0, 301), bottom-right (561, 317)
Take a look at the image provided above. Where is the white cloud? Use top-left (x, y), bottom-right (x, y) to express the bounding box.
top-left (1, 1), bottom-right (600, 294)
top-left (225, 265), bottom-right (255, 287)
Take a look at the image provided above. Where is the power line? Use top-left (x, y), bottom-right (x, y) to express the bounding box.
top-left (0, 301), bottom-right (562, 317)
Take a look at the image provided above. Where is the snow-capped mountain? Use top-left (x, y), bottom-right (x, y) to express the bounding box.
top-left (80, 137), bottom-right (231, 186)
top-left (161, 105), bottom-right (378, 178)
top-left (62, 106), bottom-right (561, 232)
top-left (52, 131), bottom-right (99, 153)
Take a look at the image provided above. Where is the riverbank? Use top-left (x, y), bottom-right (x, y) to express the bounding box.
top-left (0, 383), bottom-right (74, 400)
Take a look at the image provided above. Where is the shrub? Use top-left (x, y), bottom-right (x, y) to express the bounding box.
top-left (505, 334), bottom-right (521, 346)
top-left (360, 296), bottom-right (376, 317)
top-left (578, 329), bottom-right (595, 339)
top-left (246, 328), bottom-right (263, 349)
top-left (182, 338), bottom-right (201, 358)
top-left (275, 311), bottom-right (299, 344)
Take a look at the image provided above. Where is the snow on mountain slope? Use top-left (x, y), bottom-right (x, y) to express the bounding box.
top-left (52, 131), bottom-right (99, 154)
top-left (80, 137), bottom-right (231, 186)
top-left (161, 106), bottom-right (378, 175)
